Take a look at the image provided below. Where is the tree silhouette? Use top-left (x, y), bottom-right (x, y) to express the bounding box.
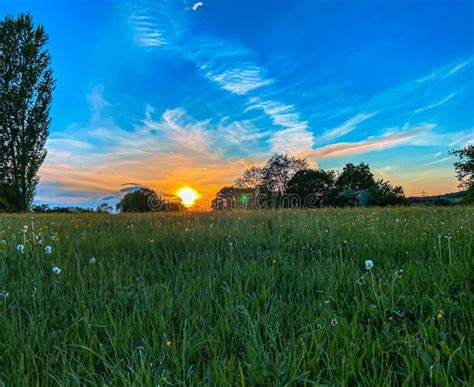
top-left (286, 169), bottom-right (335, 208)
top-left (0, 14), bottom-right (54, 211)
top-left (450, 145), bottom-right (473, 190)
top-left (450, 145), bottom-right (474, 204)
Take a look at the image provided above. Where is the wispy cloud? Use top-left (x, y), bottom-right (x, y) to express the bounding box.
top-left (413, 92), bottom-right (458, 114)
top-left (423, 156), bottom-right (452, 166)
top-left (128, 0), bottom-right (178, 47)
top-left (209, 66), bottom-right (274, 95)
top-left (130, 13), bottom-right (167, 47)
top-left (447, 59), bottom-right (471, 76)
top-left (191, 2), bottom-right (203, 12)
top-left (318, 112), bottom-right (377, 143)
top-left (311, 124), bottom-right (435, 158)
top-left (246, 97), bottom-right (313, 154)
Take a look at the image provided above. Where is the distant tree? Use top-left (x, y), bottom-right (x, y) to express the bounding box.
top-left (336, 163), bottom-right (376, 192)
top-left (211, 186), bottom-right (256, 210)
top-left (117, 188), bottom-right (161, 212)
top-left (165, 202), bottom-right (186, 212)
top-left (332, 163), bottom-right (376, 206)
top-left (31, 203), bottom-right (50, 213)
top-left (236, 154), bottom-right (308, 194)
top-left (286, 169), bottom-right (335, 208)
top-left (116, 188), bottom-right (184, 212)
top-left (96, 203), bottom-right (113, 213)
top-left (368, 179), bottom-right (408, 206)
top-left (450, 145), bottom-right (474, 204)
top-left (0, 14), bottom-right (55, 211)
top-left (331, 163), bottom-right (407, 207)
top-left (450, 145), bottom-right (473, 190)
top-left (35, 206), bottom-right (94, 213)
top-left (235, 154), bottom-right (308, 208)
top-left (235, 167), bottom-right (264, 190)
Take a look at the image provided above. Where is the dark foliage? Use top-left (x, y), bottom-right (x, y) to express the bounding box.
top-left (214, 157), bottom-right (409, 209)
top-left (286, 169), bottom-right (336, 208)
top-left (0, 14), bottom-right (54, 211)
top-left (211, 186), bottom-right (256, 210)
top-left (450, 145), bottom-right (473, 204)
top-left (117, 188), bottom-right (184, 212)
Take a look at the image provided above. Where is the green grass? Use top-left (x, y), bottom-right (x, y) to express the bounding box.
top-left (0, 207), bottom-right (472, 385)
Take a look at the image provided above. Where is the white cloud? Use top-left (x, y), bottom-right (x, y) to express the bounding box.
top-left (311, 124), bottom-right (436, 159)
top-left (318, 112), bottom-right (377, 142)
top-left (209, 66), bottom-right (274, 95)
top-left (423, 157), bottom-right (452, 166)
top-left (447, 60), bottom-right (471, 76)
top-left (246, 97), bottom-right (314, 154)
top-left (192, 2), bottom-right (203, 11)
top-left (413, 92), bottom-right (458, 114)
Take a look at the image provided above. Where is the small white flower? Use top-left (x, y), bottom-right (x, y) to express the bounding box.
top-left (365, 260), bottom-right (374, 270)
top-left (23, 225), bottom-right (28, 232)
top-left (1, 290), bottom-right (9, 298)
top-left (331, 319), bottom-right (338, 326)
top-left (52, 266), bottom-right (61, 275)
top-left (44, 245), bottom-right (52, 254)
top-left (89, 257), bottom-right (96, 264)
top-left (16, 244), bottom-right (25, 252)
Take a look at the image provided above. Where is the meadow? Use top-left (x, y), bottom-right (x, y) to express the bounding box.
top-left (0, 207), bottom-right (472, 385)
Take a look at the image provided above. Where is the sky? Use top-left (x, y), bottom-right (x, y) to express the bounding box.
top-left (2, 0), bottom-right (474, 208)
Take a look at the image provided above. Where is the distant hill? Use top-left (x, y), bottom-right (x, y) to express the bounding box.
top-left (408, 191), bottom-right (466, 206)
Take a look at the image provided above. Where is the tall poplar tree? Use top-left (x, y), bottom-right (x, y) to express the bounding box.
top-left (0, 14), bottom-right (54, 211)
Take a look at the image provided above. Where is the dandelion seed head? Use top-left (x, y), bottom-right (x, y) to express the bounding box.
top-left (52, 266), bottom-right (61, 275)
top-left (365, 260), bottom-right (374, 270)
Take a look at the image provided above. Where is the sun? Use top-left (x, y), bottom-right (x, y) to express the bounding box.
top-left (177, 187), bottom-right (199, 207)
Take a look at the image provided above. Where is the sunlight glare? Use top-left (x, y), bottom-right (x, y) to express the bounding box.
top-left (177, 187), bottom-right (199, 207)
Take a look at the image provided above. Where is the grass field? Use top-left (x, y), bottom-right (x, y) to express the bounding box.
top-left (0, 207), bottom-right (472, 385)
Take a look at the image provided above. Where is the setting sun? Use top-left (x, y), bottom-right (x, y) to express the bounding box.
top-left (177, 187), bottom-right (199, 207)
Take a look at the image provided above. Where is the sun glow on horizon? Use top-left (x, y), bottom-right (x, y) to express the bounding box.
top-left (177, 187), bottom-right (199, 207)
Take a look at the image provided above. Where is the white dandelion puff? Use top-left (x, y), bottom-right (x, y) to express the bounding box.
top-left (52, 266), bottom-right (61, 275)
top-left (44, 245), bottom-right (52, 254)
top-left (89, 257), bottom-right (96, 264)
top-left (16, 244), bottom-right (25, 252)
top-left (365, 260), bottom-right (374, 270)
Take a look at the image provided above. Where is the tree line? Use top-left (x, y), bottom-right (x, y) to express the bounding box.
top-left (211, 154), bottom-right (409, 210)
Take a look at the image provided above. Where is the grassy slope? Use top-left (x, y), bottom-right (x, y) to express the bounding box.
top-left (0, 207), bottom-right (472, 385)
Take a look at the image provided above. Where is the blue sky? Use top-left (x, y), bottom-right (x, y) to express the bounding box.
top-left (2, 0), bottom-right (473, 207)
